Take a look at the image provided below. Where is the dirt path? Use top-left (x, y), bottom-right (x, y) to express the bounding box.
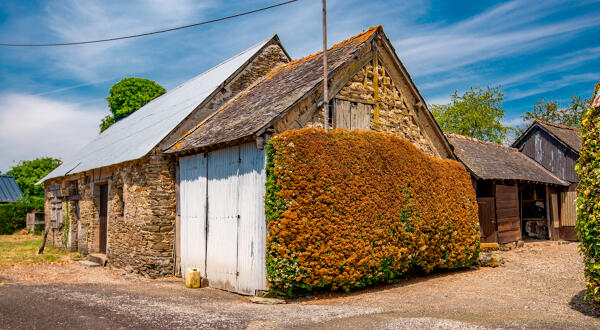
top-left (0, 240), bottom-right (597, 329)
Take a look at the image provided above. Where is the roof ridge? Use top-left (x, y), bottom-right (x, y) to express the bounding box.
top-left (166, 36), bottom-right (276, 95)
top-left (445, 133), bottom-right (516, 151)
top-left (263, 26), bottom-right (381, 80)
top-left (534, 119), bottom-right (578, 132)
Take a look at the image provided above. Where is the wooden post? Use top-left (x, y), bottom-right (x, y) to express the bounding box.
top-left (322, 0), bottom-right (329, 132)
top-left (545, 184), bottom-right (552, 240)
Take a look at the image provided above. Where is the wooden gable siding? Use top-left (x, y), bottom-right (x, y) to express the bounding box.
top-left (517, 127), bottom-right (578, 183)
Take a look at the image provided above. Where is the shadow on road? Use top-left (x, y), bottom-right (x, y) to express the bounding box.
top-left (569, 289), bottom-right (599, 318)
top-left (290, 266), bottom-right (474, 302)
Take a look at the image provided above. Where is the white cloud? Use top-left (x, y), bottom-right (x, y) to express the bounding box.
top-left (395, 0), bottom-right (600, 77)
top-left (43, 0), bottom-right (215, 81)
top-left (506, 72), bottom-right (600, 101)
top-left (0, 93), bottom-right (105, 172)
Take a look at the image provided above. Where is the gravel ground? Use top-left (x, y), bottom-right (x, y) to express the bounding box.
top-left (0, 240), bottom-right (598, 329)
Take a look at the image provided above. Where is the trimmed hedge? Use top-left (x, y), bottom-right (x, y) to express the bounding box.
top-left (0, 201), bottom-right (35, 235)
top-left (576, 81), bottom-right (600, 304)
top-left (265, 128), bottom-right (480, 296)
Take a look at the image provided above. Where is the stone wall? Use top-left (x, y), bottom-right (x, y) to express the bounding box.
top-left (336, 58), bottom-right (434, 155)
top-left (274, 56), bottom-right (436, 156)
top-left (43, 148), bottom-right (176, 278)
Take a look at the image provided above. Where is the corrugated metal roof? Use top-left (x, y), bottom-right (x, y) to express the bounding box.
top-left (0, 175), bottom-right (23, 203)
top-left (39, 37), bottom-right (274, 183)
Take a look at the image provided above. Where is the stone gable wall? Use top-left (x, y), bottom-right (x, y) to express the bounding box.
top-left (43, 148), bottom-right (176, 278)
top-left (335, 58), bottom-right (434, 155)
top-left (274, 56), bottom-right (436, 156)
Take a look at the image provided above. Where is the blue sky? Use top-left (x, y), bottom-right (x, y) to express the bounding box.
top-left (0, 0), bottom-right (599, 172)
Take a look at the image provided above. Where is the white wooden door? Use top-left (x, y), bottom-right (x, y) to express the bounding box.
top-left (237, 143), bottom-right (268, 293)
top-left (179, 142), bottom-right (268, 295)
top-left (206, 146), bottom-right (240, 291)
top-left (179, 154), bottom-right (208, 276)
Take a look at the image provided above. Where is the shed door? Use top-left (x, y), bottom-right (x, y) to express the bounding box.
top-left (99, 184), bottom-right (108, 254)
top-left (179, 154), bottom-right (207, 276)
top-left (560, 191), bottom-right (577, 227)
top-left (477, 197), bottom-right (497, 243)
top-left (179, 142), bottom-right (268, 295)
top-left (495, 184), bottom-right (521, 244)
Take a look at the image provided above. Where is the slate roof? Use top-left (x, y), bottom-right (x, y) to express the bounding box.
top-left (39, 36), bottom-right (279, 183)
top-left (0, 175), bottom-right (23, 203)
top-left (165, 26), bottom-right (381, 153)
top-left (534, 120), bottom-right (581, 153)
top-left (447, 134), bottom-right (567, 185)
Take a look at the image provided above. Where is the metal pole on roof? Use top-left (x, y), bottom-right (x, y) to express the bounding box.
top-left (322, 0), bottom-right (329, 132)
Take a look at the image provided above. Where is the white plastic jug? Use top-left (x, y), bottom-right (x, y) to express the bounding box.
top-left (185, 268), bottom-right (201, 288)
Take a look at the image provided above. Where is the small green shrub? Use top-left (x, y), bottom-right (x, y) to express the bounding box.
top-left (0, 200), bottom-right (37, 235)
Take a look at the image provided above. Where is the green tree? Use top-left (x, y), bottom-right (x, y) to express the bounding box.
top-left (100, 77), bottom-right (166, 132)
top-left (575, 82), bottom-right (600, 304)
top-left (514, 95), bottom-right (590, 137)
top-left (6, 157), bottom-right (61, 207)
top-left (431, 85), bottom-right (511, 144)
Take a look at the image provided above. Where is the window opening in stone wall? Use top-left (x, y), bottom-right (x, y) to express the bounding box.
top-left (69, 180), bottom-right (78, 196)
top-left (51, 202), bottom-right (63, 229)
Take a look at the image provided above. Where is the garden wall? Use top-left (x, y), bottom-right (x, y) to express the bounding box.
top-left (265, 128), bottom-right (479, 295)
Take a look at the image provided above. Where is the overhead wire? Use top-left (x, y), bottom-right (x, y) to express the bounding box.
top-left (0, 0), bottom-right (299, 47)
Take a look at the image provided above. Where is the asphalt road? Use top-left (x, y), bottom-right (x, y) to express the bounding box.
top-left (0, 241), bottom-right (598, 329)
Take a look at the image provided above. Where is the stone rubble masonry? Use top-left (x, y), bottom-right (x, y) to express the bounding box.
top-left (336, 58), bottom-right (435, 155)
top-left (41, 43), bottom-right (288, 278)
top-left (44, 148), bottom-right (177, 278)
top-left (274, 53), bottom-right (436, 156)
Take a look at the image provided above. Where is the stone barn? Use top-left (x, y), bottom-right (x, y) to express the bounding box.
top-left (164, 26), bottom-right (455, 294)
top-left (40, 26), bottom-right (456, 294)
top-left (39, 35), bottom-right (291, 277)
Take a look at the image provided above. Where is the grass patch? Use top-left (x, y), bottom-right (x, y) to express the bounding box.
top-left (0, 234), bottom-right (81, 268)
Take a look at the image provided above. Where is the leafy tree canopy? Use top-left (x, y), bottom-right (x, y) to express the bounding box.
top-left (6, 157), bottom-right (61, 207)
top-left (99, 77), bottom-right (166, 132)
top-left (513, 95), bottom-right (590, 137)
top-left (431, 85), bottom-right (511, 144)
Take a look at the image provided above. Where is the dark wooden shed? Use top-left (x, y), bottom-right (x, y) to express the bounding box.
top-left (512, 120), bottom-right (580, 240)
top-left (447, 134), bottom-right (568, 244)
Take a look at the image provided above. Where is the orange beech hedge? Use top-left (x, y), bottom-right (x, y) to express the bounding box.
top-left (265, 128), bottom-right (480, 295)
